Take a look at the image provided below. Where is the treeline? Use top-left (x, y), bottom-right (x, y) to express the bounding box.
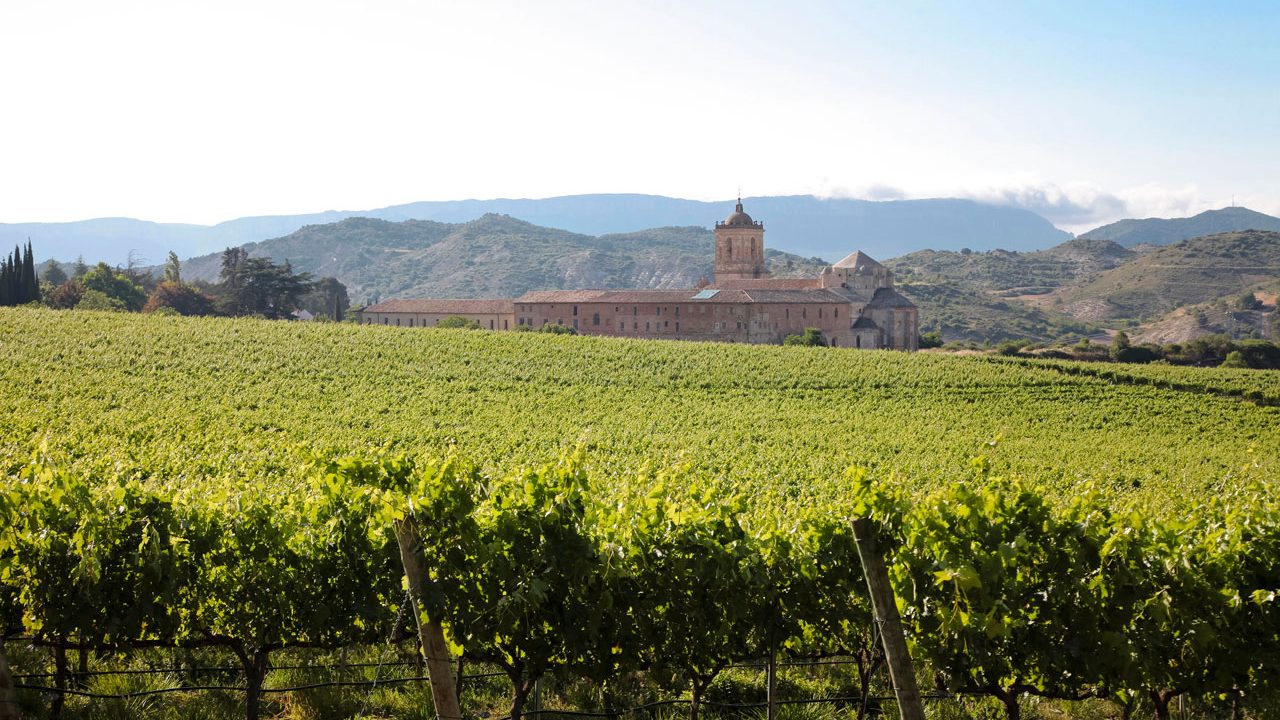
top-left (0, 243), bottom-right (40, 306)
top-left (985, 331), bottom-right (1280, 370)
top-left (36, 247), bottom-right (349, 320)
top-left (2, 450), bottom-right (1277, 720)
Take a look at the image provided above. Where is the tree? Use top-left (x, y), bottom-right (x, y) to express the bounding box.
top-left (76, 289), bottom-right (129, 312)
top-left (0, 243), bottom-right (41, 306)
top-left (143, 281), bottom-right (215, 316)
top-left (1109, 330), bottom-right (1131, 361)
top-left (164, 251), bottom-right (182, 283)
top-left (436, 315), bottom-right (481, 330)
top-left (40, 260), bottom-right (67, 287)
top-left (784, 327), bottom-right (826, 346)
top-left (216, 250), bottom-right (313, 319)
top-left (919, 331), bottom-right (944, 349)
top-left (22, 242), bottom-right (39, 304)
top-left (301, 277), bottom-right (349, 321)
top-left (80, 263), bottom-right (148, 312)
top-left (1220, 350), bottom-right (1248, 369)
top-left (45, 280), bottom-right (84, 310)
top-left (1235, 292), bottom-right (1263, 311)
top-left (71, 255), bottom-right (88, 279)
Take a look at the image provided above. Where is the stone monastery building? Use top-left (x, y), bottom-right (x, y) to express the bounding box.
top-left (358, 200), bottom-right (919, 350)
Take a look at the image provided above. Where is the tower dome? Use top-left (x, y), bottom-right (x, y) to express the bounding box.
top-left (717, 197), bottom-right (763, 229)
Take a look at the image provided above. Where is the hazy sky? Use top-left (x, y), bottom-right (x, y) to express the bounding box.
top-left (3, 0), bottom-right (1277, 231)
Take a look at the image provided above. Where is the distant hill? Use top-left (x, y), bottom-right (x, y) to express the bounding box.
top-left (1079, 207), bottom-right (1280, 247)
top-left (886, 232), bottom-right (1280, 343)
top-left (177, 214), bottom-right (828, 302)
top-left (887, 238), bottom-right (1134, 293)
top-left (1049, 230), bottom-right (1280, 322)
top-left (4, 193), bottom-right (1070, 266)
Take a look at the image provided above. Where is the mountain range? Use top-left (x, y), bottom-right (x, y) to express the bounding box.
top-left (169, 210), bottom-right (1279, 344)
top-left (4, 194), bottom-right (1070, 266)
top-left (1078, 207), bottom-right (1280, 247)
top-left (176, 215), bottom-right (828, 302)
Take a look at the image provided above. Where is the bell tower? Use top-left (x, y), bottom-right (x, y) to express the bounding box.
top-left (714, 197), bottom-right (769, 282)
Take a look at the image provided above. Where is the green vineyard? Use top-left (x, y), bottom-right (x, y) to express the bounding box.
top-left (0, 307), bottom-right (1277, 720)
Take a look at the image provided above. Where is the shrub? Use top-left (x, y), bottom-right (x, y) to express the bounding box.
top-left (1220, 351), bottom-right (1248, 368)
top-left (919, 331), bottom-right (944, 349)
top-left (76, 288), bottom-right (129, 312)
top-left (143, 281), bottom-right (215, 316)
top-left (437, 315), bottom-right (482, 330)
top-left (783, 327), bottom-right (826, 347)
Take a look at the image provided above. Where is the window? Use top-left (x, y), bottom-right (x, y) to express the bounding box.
top-left (645, 322), bottom-right (650, 331)
top-left (834, 309), bottom-right (839, 318)
top-left (675, 306), bottom-right (680, 317)
top-left (633, 306), bottom-right (637, 315)
top-left (383, 317), bottom-right (388, 325)
top-left (802, 309), bottom-right (807, 319)
top-left (504, 320), bottom-right (508, 329)
top-left (619, 321), bottom-right (625, 331)
top-left (396, 318), bottom-right (401, 326)
top-left (409, 318), bottom-right (414, 327)
top-left (489, 320), bottom-right (494, 329)
top-left (675, 322), bottom-right (680, 332)
top-left (573, 319), bottom-right (579, 329)
top-left (786, 308), bottom-right (790, 319)
top-left (819, 309), bottom-right (823, 319)
top-left (633, 321), bottom-right (638, 330)
top-left (572, 305), bottom-right (578, 316)
top-left (592, 313), bottom-right (600, 326)
top-left (664, 320), bottom-right (668, 328)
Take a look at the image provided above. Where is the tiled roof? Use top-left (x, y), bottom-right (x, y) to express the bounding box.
top-left (865, 287), bottom-right (917, 309)
top-left (516, 287), bottom-right (856, 305)
top-left (712, 278), bottom-right (822, 290)
top-left (362, 298), bottom-right (513, 314)
top-left (832, 251), bottom-right (886, 273)
top-left (852, 316), bottom-right (880, 329)
top-left (740, 289), bottom-right (849, 303)
top-left (514, 290), bottom-right (610, 303)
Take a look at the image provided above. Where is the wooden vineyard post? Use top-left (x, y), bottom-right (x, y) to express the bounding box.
top-left (0, 635), bottom-right (19, 720)
top-left (394, 516), bottom-right (464, 720)
top-left (852, 518), bottom-right (925, 720)
top-left (765, 646), bottom-right (778, 720)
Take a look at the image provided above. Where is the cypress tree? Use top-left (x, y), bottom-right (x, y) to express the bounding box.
top-left (23, 241), bottom-right (39, 303)
top-left (0, 251), bottom-right (10, 306)
top-left (11, 247), bottom-right (22, 303)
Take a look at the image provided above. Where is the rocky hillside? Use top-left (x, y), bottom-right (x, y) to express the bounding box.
top-left (1049, 230), bottom-right (1280, 322)
top-left (886, 231), bottom-right (1279, 343)
top-left (178, 214), bottom-right (828, 303)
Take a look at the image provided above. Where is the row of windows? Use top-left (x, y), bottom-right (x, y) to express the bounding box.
top-left (516, 304), bottom-right (839, 319)
top-left (368, 316), bottom-right (508, 330)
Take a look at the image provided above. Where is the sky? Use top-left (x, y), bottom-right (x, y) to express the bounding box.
top-left (2, 0), bottom-right (1277, 233)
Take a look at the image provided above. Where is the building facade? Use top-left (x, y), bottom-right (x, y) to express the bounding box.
top-left (358, 201), bottom-right (919, 350)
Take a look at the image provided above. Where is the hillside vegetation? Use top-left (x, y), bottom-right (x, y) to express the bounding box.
top-left (1053, 230), bottom-right (1280, 322)
top-left (177, 214), bottom-right (827, 302)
